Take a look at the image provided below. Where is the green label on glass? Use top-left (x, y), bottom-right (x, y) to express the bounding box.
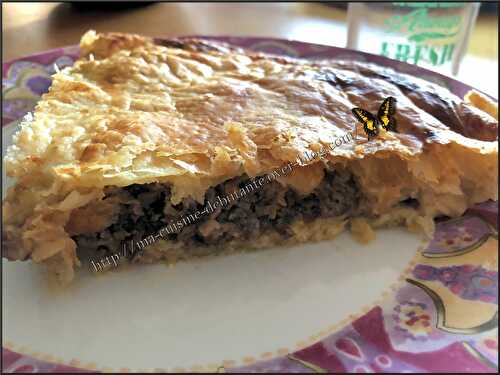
top-left (381, 42), bottom-right (455, 66)
top-left (380, 5), bottom-right (464, 66)
top-left (384, 9), bottom-right (461, 40)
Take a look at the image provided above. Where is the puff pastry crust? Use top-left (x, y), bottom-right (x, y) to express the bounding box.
top-left (2, 31), bottom-right (498, 283)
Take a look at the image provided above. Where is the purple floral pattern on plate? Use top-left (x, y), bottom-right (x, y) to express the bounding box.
top-left (413, 265), bottom-right (498, 304)
top-left (2, 50), bottom-right (78, 125)
top-left (424, 216), bottom-right (495, 258)
top-left (233, 306), bottom-right (496, 373)
top-left (2, 38), bottom-right (498, 373)
top-left (392, 300), bottom-right (433, 340)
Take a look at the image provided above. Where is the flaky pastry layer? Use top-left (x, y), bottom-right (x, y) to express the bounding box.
top-left (2, 31), bottom-right (498, 283)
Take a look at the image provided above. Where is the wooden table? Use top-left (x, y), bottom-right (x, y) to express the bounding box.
top-left (2, 2), bottom-right (498, 97)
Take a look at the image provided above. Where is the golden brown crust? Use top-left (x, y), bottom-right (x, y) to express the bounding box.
top-left (2, 31), bottom-right (498, 283)
top-left (465, 90), bottom-right (498, 120)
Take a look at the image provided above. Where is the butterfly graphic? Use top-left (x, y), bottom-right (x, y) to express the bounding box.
top-left (352, 97), bottom-right (397, 139)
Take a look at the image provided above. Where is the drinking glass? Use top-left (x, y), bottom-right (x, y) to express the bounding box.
top-left (347, 2), bottom-right (480, 75)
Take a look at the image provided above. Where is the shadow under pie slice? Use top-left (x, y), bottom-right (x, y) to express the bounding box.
top-left (2, 31), bottom-right (498, 284)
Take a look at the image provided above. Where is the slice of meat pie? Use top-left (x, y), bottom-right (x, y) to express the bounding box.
top-left (2, 31), bottom-right (498, 283)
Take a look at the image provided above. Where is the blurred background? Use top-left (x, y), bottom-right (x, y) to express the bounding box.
top-left (2, 1), bottom-right (498, 97)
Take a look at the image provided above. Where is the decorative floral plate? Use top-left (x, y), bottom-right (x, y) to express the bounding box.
top-left (2, 37), bottom-right (498, 373)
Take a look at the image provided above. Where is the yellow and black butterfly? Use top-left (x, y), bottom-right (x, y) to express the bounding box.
top-left (352, 97), bottom-right (397, 139)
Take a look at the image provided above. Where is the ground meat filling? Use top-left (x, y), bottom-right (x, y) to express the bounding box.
top-left (74, 169), bottom-right (361, 257)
